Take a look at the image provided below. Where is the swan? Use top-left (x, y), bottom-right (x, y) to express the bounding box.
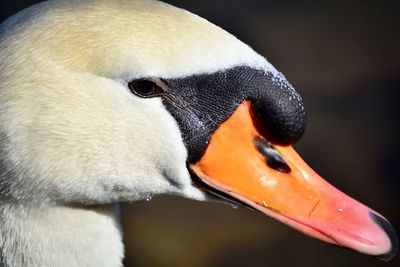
top-left (0, 0), bottom-right (397, 266)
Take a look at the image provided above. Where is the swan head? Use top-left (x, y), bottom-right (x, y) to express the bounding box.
top-left (0, 0), bottom-right (397, 262)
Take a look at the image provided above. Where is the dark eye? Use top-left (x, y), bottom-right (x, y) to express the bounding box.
top-left (128, 79), bottom-right (164, 98)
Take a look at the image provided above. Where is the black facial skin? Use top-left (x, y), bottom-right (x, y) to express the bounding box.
top-left (129, 66), bottom-right (306, 164)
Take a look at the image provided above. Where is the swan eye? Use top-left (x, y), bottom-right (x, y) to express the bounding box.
top-left (128, 80), bottom-right (164, 98)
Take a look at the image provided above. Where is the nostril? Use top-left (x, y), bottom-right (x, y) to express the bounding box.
top-left (369, 212), bottom-right (399, 262)
top-left (254, 136), bottom-right (291, 173)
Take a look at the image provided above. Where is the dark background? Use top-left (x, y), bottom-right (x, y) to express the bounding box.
top-left (1, 1), bottom-right (399, 267)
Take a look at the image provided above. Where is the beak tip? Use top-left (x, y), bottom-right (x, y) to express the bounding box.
top-left (369, 212), bottom-right (399, 262)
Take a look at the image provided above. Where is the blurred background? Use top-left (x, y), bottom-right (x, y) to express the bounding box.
top-left (1, 1), bottom-right (399, 267)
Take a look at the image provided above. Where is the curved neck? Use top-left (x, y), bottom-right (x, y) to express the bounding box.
top-left (0, 203), bottom-right (123, 267)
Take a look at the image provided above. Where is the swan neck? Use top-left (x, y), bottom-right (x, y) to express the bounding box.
top-left (0, 204), bottom-right (124, 267)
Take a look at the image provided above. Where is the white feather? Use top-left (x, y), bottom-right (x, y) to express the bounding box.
top-left (0, 0), bottom-right (275, 266)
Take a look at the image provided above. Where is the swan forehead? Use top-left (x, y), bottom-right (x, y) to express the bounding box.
top-left (1, 0), bottom-right (274, 79)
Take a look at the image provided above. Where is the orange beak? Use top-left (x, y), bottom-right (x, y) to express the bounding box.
top-left (190, 101), bottom-right (398, 261)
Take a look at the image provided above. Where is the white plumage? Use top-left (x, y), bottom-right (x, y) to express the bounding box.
top-left (0, 0), bottom-right (274, 266)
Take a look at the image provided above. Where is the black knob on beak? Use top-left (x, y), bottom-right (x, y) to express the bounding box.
top-left (247, 71), bottom-right (307, 145)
